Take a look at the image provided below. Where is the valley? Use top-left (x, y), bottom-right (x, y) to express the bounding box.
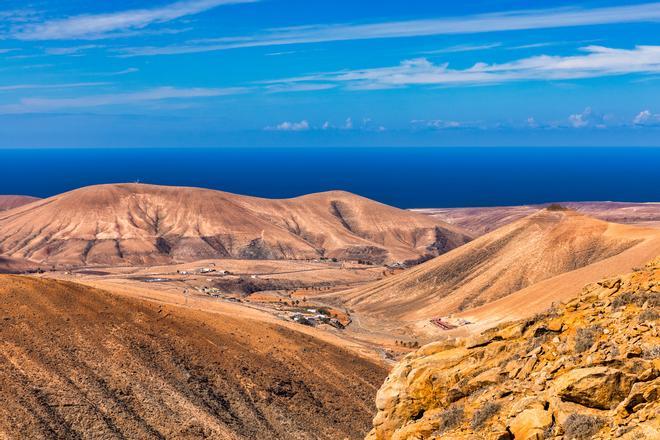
top-left (0, 184), bottom-right (658, 439)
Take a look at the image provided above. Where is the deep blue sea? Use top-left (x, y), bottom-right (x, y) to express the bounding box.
top-left (1, 148), bottom-right (658, 208)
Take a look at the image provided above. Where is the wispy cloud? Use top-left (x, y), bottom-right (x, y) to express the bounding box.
top-left (264, 45), bottom-right (660, 90)
top-left (12, 0), bottom-right (258, 41)
top-left (102, 68), bottom-right (140, 76)
top-left (118, 3), bottom-right (660, 56)
top-left (264, 83), bottom-right (336, 93)
top-left (0, 86), bottom-right (246, 113)
top-left (421, 43), bottom-right (502, 54)
top-left (0, 82), bottom-right (110, 92)
top-left (44, 45), bottom-right (103, 56)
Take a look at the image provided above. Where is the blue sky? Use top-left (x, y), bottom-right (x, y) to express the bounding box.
top-left (1, 0), bottom-right (660, 147)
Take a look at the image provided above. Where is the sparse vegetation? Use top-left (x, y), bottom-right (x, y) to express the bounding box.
top-left (546, 203), bottom-right (569, 211)
top-left (643, 345), bottom-right (660, 360)
top-left (434, 405), bottom-right (464, 433)
top-left (574, 325), bottom-right (602, 353)
top-left (612, 290), bottom-right (660, 310)
top-left (562, 413), bottom-right (604, 439)
top-left (470, 402), bottom-right (501, 430)
top-left (639, 308), bottom-right (659, 322)
top-left (529, 305), bottom-right (560, 325)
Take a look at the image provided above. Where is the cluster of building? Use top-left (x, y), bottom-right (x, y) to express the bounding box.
top-left (178, 266), bottom-right (230, 276)
top-left (290, 309), bottom-right (345, 329)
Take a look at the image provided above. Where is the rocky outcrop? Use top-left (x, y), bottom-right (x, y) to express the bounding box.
top-left (367, 258), bottom-right (660, 439)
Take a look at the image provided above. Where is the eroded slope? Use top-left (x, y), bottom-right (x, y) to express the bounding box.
top-left (337, 210), bottom-right (659, 327)
top-left (0, 275), bottom-right (387, 439)
top-left (0, 184), bottom-right (471, 266)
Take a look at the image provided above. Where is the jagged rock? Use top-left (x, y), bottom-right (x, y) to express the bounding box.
top-left (554, 367), bottom-right (636, 409)
top-left (616, 378), bottom-right (660, 416)
top-left (366, 258), bottom-right (660, 439)
top-left (508, 405), bottom-right (552, 440)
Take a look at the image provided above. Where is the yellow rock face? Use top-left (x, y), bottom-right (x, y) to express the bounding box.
top-left (367, 258), bottom-right (660, 439)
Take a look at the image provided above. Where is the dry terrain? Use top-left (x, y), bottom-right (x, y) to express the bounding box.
top-left (0, 275), bottom-right (387, 439)
top-left (332, 209), bottom-right (660, 338)
top-left (417, 201), bottom-right (660, 236)
top-left (36, 258), bottom-right (419, 361)
top-left (0, 195), bottom-right (39, 211)
top-left (0, 184), bottom-right (471, 267)
top-left (368, 259), bottom-right (660, 439)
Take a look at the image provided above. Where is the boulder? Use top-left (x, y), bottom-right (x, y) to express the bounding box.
top-left (554, 367), bottom-right (636, 410)
top-left (508, 406), bottom-right (553, 440)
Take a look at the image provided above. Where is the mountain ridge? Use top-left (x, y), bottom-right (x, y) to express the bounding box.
top-left (0, 183), bottom-right (472, 267)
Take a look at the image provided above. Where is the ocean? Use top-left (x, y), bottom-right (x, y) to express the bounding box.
top-left (1, 147), bottom-right (658, 208)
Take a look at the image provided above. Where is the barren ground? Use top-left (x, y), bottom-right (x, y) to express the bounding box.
top-left (0, 274), bottom-right (388, 439)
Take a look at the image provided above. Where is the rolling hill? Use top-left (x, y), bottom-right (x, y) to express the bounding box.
top-left (417, 201), bottom-right (660, 236)
top-left (0, 195), bottom-right (39, 212)
top-left (335, 209), bottom-right (660, 334)
top-left (0, 275), bottom-right (386, 439)
top-left (0, 183), bottom-right (471, 267)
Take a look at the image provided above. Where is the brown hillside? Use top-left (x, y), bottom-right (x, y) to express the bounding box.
top-left (0, 275), bottom-right (387, 439)
top-left (417, 201), bottom-right (660, 236)
top-left (0, 195), bottom-right (39, 212)
top-left (367, 258), bottom-right (660, 439)
top-left (0, 183), bottom-right (471, 267)
top-left (336, 210), bottom-right (660, 332)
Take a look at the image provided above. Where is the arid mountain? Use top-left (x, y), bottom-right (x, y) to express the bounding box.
top-left (0, 195), bottom-right (39, 212)
top-left (417, 201), bottom-right (660, 236)
top-left (336, 209), bottom-right (660, 333)
top-left (0, 275), bottom-right (386, 439)
top-left (367, 259), bottom-right (659, 440)
top-left (0, 183), bottom-right (471, 267)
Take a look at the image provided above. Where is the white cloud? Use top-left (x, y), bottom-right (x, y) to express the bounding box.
top-left (568, 107), bottom-right (613, 129)
top-left (118, 3), bottom-right (660, 56)
top-left (633, 109), bottom-right (660, 126)
top-left (12, 0), bottom-right (258, 41)
top-left (569, 108), bottom-right (591, 128)
top-left (343, 118), bottom-right (353, 129)
top-left (264, 45), bottom-right (660, 90)
top-left (265, 118), bottom-right (386, 132)
top-left (0, 82), bottom-right (109, 92)
top-left (264, 83), bottom-right (336, 93)
top-left (526, 117), bottom-right (539, 128)
top-left (0, 86), bottom-right (245, 113)
top-left (103, 68), bottom-right (140, 76)
top-left (266, 120), bottom-right (311, 131)
top-left (422, 43), bottom-right (502, 54)
top-left (412, 119), bottom-right (465, 130)
top-left (44, 45), bottom-right (103, 55)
